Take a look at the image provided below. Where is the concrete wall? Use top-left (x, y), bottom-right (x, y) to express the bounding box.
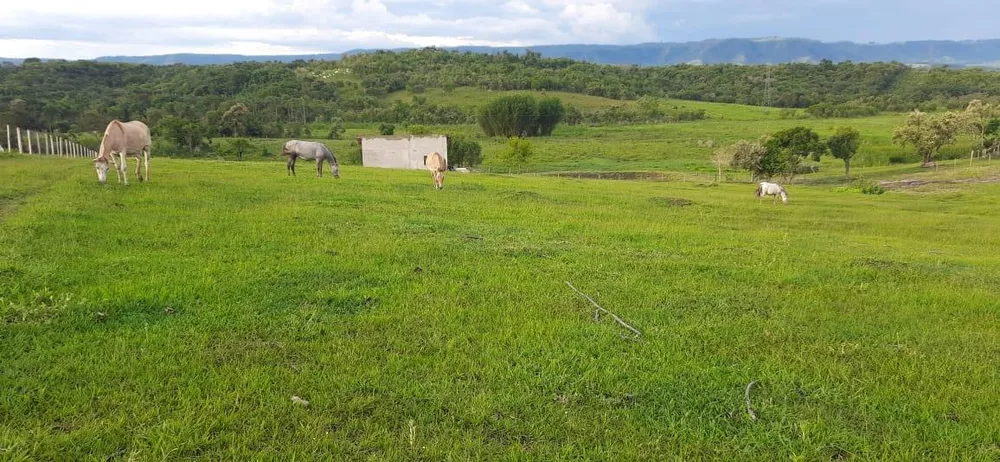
top-left (361, 135), bottom-right (447, 169)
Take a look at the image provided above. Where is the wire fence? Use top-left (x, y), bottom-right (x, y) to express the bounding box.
top-left (0, 124), bottom-right (96, 158)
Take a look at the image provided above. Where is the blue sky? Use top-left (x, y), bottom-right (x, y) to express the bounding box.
top-left (0, 0), bottom-right (995, 59)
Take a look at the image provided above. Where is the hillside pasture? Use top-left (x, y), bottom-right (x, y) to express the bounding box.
top-left (1, 156), bottom-right (999, 459)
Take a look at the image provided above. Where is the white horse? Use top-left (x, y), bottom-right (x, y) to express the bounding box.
top-left (282, 140), bottom-right (340, 178)
top-left (755, 181), bottom-right (789, 204)
top-left (425, 152), bottom-right (446, 190)
top-left (95, 120), bottom-right (151, 185)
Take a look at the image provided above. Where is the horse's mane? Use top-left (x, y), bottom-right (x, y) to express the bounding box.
top-left (97, 120), bottom-right (126, 160)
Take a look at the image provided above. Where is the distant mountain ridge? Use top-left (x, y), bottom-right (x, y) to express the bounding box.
top-left (5, 38), bottom-right (1000, 67)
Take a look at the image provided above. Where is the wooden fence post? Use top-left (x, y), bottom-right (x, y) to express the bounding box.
top-left (35, 131), bottom-right (42, 155)
top-left (16, 127), bottom-right (23, 153)
top-left (57, 138), bottom-right (63, 157)
top-left (47, 134), bottom-right (52, 155)
top-left (27, 129), bottom-right (33, 154)
top-left (5, 125), bottom-right (10, 152)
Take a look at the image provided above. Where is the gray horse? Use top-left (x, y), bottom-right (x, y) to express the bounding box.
top-left (282, 140), bottom-right (340, 178)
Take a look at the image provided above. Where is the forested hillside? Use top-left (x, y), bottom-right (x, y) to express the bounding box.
top-left (1, 48), bottom-right (999, 138)
top-left (20, 38), bottom-right (1000, 67)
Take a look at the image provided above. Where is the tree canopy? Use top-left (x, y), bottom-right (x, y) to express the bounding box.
top-left (827, 127), bottom-right (862, 178)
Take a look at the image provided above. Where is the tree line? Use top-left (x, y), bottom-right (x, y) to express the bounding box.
top-left (716, 100), bottom-right (1000, 182)
top-left (2, 49), bottom-right (1000, 148)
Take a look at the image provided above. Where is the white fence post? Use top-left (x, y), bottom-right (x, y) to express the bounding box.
top-left (35, 131), bottom-right (42, 155)
top-left (5, 125), bottom-right (10, 152)
top-left (47, 134), bottom-right (52, 155)
top-left (16, 127), bottom-right (23, 153)
top-left (27, 129), bottom-right (33, 154)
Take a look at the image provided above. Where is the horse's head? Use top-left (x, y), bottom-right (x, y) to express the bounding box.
top-left (94, 157), bottom-right (110, 184)
top-left (754, 184), bottom-right (762, 197)
top-left (331, 162), bottom-right (340, 179)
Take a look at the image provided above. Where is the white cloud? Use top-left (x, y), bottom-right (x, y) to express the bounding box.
top-left (504, 1), bottom-right (539, 14)
top-left (558, 3), bottom-right (655, 43)
top-left (1, 0), bottom-right (993, 59)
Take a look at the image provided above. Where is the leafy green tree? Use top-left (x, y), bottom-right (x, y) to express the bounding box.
top-left (379, 123), bottom-right (395, 135)
top-left (284, 122), bottom-right (304, 138)
top-left (158, 116), bottom-right (209, 153)
top-left (827, 127), bottom-right (862, 178)
top-left (728, 138), bottom-right (784, 181)
top-left (227, 138), bottom-right (251, 161)
top-left (711, 145), bottom-right (733, 183)
top-left (961, 100), bottom-right (996, 157)
top-left (893, 110), bottom-right (962, 166)
top-left (221, 103), bottom-right (250, 137)
top-left (766, 126), bottom-right (827, 161)
top-left (985, 118), bottom-right (1000, 159)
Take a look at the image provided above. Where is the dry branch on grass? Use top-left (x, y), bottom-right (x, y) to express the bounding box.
top-left (745, 380), bottom-right (759, 421)
top-left (565, 281), bottom-right (641, 338)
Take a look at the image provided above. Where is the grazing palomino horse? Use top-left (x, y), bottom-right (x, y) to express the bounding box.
top-left (282, 140), bottom-right (339, 178)
top-left (425, 152), bottom-right (446, 190)
top-left (755, 181), bottom-right (789, 204)
top-left (94, 120), bottom-right (151, 185)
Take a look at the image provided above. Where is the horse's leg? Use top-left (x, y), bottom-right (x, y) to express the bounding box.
top-left (134, 155), bottom-right (142, 182)
top-left (109, 152), bottom-right (122, 183)
top-left (287, 156), bottom-right (296, 176)
top-left (143, 148), bottom-right (150, 182)
top-left (316, 158), bottom-right (323, 178)
top-left (119, 152), bottom-right (129, 185)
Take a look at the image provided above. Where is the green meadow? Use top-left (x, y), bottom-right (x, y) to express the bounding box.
top-left (2, 150), bottom-right (999, 458)
top-left (211, 89), bottom-right (976, 175)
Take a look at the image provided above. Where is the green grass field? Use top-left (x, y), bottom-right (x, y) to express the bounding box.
top-left (244, 113), bottom-right (970, 175)
top-left (212, 86), bottom-right (979, 174)
top-left (2, 154), bottom-right (999, 459)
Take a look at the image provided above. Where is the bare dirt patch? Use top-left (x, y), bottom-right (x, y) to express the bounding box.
top-left (879, 176), bottom-right (1000, 190)
top-left (541, 171), bottom-right (673, 181)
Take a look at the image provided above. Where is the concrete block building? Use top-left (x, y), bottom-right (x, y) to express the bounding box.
top-left (359, 135), bottom-right (448, 169)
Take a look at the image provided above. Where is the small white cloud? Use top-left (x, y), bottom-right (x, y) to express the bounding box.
top-left (504, 1), bottom-right (539, 14)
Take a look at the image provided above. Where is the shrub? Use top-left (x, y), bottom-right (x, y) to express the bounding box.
top-left (327, 118), bottom-right (345, 140)
top-left (478, 94), bottom-right (538, 137)
top-left (407, 124), bottom-right (431, 135)
top-left (447, 137), bottom-right (483, 167)
top-left (497, 137), bottom-right (534, 165)
top-left (536, 97), bottom-right (565, 136)
top-left (840, 178), bottom-right (886, 195)
top-left (379, 123), bottom-right (395, 135)
top-left (341, 141), bottom-right (362, 165)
